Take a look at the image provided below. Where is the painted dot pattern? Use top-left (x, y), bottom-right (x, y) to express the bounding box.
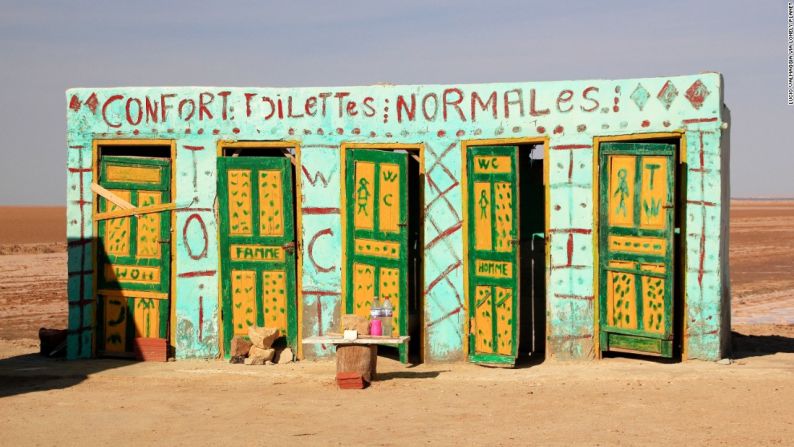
top-left (262, 270), bottom-right (287, 334)
top-left (227, 170), bottom-right (253, 235)
top-left (494, 182), bottom-right (513, 252)
top-left (231, 270), bottom-right (256, 334)
top-left (495, 287), bottom-right (513, 355)
top-left (379, 267), bottom-right (400, 336)
top-left (105, 190), bottom-right (132, 256)
top-left (474, 286), bottom-right (493, 353)
top-left (610, 272), bottom-right (637, 329)
top-left (258, 170), bottom-right (284, 236)
top-left (136, 191), bottom-right (162, 258)
top-left (642, 276), bottom-right (665, 334)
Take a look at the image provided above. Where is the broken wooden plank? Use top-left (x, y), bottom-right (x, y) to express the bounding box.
top-left (93, 202), bottom-right (176, 221)
top-left (91, 183), bottom-right (135, 209)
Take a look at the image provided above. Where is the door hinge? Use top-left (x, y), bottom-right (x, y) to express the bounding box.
top-left (282, 241), bottom-right (296, 253)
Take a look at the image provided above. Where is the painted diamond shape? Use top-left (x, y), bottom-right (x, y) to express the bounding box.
top-left (630, 83), bottom-right (650, 111)
top-left (685, 79), bottom-right (710, 110)
top-left (656, 80), bottom-right (679, 110)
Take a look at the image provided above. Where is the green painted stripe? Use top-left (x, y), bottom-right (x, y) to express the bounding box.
top-left (158, 297), bottom-right (169, 339)
top-left (468, 352), bottom-right (516, 365)
top-left (606, 333), bottom-right (671, 356)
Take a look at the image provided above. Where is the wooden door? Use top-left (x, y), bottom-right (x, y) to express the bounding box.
top-left (466, 146), bottom-right (520, 365)
top-left (218, 157), bottom-right (298, 355)
top-left (598, 142), bottom-right (676, 357)
top-left (344, 149), bottom-right (410, 362)
top-left (96, 156), bottom-right (171, 355)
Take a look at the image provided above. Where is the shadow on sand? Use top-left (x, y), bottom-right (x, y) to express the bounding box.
top-left (731, 331), bottom-right (794, 359)
top-left (0, 353), bottom-right (133, 399)
top-left (376, 370), bottom-right (446, 381)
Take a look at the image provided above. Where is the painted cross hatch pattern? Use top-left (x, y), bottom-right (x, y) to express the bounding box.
top-left (424, 141), bottom-right (465, 331)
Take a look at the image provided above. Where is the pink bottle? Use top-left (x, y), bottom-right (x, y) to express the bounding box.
top-left (369, 318), bottom-right (383, 336)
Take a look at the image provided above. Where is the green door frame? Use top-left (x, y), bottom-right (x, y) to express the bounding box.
top-left (597, 141), bottom-right (677, 357)
top-left (217, 150), bottom-right (299, 357)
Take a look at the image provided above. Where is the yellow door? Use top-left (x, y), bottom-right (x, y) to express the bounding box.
top-left (96, 156), bottom-right (171, 355)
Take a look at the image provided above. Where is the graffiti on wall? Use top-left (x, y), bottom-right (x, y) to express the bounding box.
top-left (66, 73), bottom-right (727, 362)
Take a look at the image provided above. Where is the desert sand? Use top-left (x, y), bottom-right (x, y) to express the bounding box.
top-left (0, 203), bottom-right (792, 446)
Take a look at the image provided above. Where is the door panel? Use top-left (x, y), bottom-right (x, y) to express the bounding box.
top-left (96, 156), bottom-right (171, 355)
top-left (219, 157), bottom-right (297, 356)
top-left (598, 143), bottom-right (676, 357)
top-left (344, 149), bottom-right (409, 362)
top-left (466, 146), bottom-right (520, 365)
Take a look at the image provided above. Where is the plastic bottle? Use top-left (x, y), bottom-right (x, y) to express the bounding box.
top-left (382, 297), bottom-right (393, 337)
top-left (370, 296), bottom-right (381, 320)
top-left (370, 296), bottom-right (383, 336)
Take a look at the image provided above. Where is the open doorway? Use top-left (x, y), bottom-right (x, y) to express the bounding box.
top-left (517, 144), bottom-right (546, 364)
top-left (340, 144), bottom-right (424, 364)
top-left (92, 140), bottom-right (175, 358)
top-left (463, 140), bottom-right (546, 366)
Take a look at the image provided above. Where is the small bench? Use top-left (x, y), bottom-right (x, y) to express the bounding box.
top-left (303, 335), bottom-right (410, 383)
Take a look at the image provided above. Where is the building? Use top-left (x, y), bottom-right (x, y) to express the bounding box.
top-left (65, 73), bottom-right (730, 364)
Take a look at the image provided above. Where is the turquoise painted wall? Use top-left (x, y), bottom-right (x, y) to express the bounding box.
top-left (65, 73), bottom-right (729, 362)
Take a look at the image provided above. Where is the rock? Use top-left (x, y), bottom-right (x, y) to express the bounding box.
top-left (717, 358), bottom-right (732, 365)
top-left (229, 355), bottom-right (246, 364)
top-left (247, 346), bottom-right (275, 365)
top-left (340, 314), bottom-right (369, 335)
top-left (248, 326), bottom-right (280, 349)
top-left (276, 347), bottom-right (294, 364)
top-left (230, 336), bottom-right (253, 357)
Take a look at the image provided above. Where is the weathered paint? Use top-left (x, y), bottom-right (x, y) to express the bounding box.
top-left (466, 145), bottom-right (520, 364)
top-left (218, 155), bottom-right (298, 355)
top-left (598, 142), bottom-right (676, 357)
top-left (95, 155), bottom-right (171, 355)
top-left (66, 73), bottom-right (729, 362)
top-left (344, 148), bottom-right (411, 361)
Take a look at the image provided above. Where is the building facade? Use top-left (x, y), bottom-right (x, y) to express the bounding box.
top-left (65, 73), bottom-right (730, 363)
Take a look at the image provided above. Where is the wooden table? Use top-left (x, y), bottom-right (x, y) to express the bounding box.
top-left (303, 335), bottom-right (410, 382)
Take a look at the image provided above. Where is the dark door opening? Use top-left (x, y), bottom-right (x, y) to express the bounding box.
top-left (466, 142), bottom-right (546, 366)
top-left (517, 144), bottom-right (546, 365)
top-left (343, 147), bottom-right (423, 364)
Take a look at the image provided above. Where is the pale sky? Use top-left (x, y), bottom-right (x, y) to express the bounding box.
top-left (0, 0), bottom-right (791, 204)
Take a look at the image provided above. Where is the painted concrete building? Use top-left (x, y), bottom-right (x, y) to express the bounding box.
top-left (65, 73), bottom-right (730, 364)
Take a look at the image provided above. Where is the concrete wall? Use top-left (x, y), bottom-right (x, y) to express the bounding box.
top-left (66, 73), bottom-right (729, 361)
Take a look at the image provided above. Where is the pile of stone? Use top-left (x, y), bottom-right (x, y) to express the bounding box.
top-left (229, 326), bottom-right (294, 365)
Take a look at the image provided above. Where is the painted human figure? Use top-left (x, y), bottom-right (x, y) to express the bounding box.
top-left (613, 168), bottom-right (630, 217)
top-left (356, 177), bottom-right (370, 216)
top-left (479, 189), bottom-right (489, 218)
top-left (642, 163), bottom-right (663, 220)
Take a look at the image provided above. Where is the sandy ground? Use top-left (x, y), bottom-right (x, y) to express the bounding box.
top-left (0, 203), bottom-right (793, 446)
